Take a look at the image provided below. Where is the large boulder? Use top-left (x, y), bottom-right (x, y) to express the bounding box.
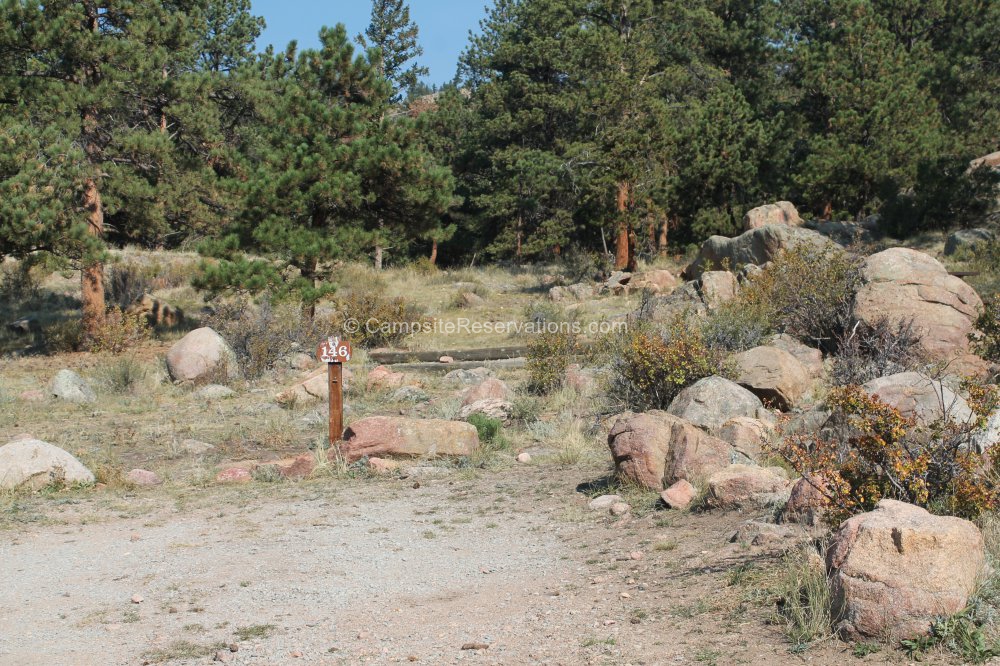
top-left (340, 417), bottom-right (479, 462)
top-left (461, 378), bottom-right (511, 406)
top-left (629, 269), bottom-right (679, 294)
top-left (0, 439), bottom-right (95, 490)
top-left (683, 225), bottom-right (836, 280)
top-left (853, 248), bottom-right (984, 372)
top-left (862, 372), bottom-right (973, 426)
top-left (667, 376), bottom-right (764, 431)
top-left (706, 465), bottom-right (790, 509)
top-left (607, 411), bottom-right (740, 490)
top-left (734, 346), bottom-right (812, 411)
top-left (827, 500), bottom-right (984, 640)
top-left (633, 281), bottom-right (707, 326)
top-left (743, 201), bottom-right (802, 231)
top-left (698, 271), bottom-right (739, 311)
top-left (782, 476), bottom-right (828, 526)
top-left (944, 228), bottom-right (995, 256)
top-left (166, 327), bottom-right (239, 383)
top-left (49, 369), bottom-right (96, 404)
top-left (767, 334), bottom-right (825, 378)
top-left (712, 417), bottom-right (772, 461)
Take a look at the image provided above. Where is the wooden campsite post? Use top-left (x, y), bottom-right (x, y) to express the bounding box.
top-left (317, 336), bottom-right (352, 447)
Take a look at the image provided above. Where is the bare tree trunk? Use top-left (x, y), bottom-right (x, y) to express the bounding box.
top-left (429, 239), bottom-right (438, 265)
top-left (515, 215), bottom-right (523, 259)
top-left (81, 178), bottom-right (105, 338)
top-left (614, 181), bottom-right (631, 270)
top-left (658, 218), bottom-right (669, 256)
top-left (374, 219), bottom-right (384, 271)
top-left (627, 227), bottom-right (638, 272)
top-left (160, 67), bottom-right (168, 133)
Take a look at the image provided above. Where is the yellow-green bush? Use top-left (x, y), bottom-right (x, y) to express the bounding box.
top-left (607, 318), bottom-right (731, 412)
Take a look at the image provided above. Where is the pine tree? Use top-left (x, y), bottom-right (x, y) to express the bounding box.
top-left (357, 0), bottom-right (429, 104)
top-left (198, 25), bottom-right (452, 302)
top-left (786, 0), bottom-right (947, 218)
top-left (0, 0), bottom-right (243, 336)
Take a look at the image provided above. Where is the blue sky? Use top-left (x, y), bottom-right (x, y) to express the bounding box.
top-left (251, 1), bottom-right (492, 85)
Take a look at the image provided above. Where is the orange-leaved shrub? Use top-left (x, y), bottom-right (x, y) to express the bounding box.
top-left (770, 385), bottom-right (1000, 524)
top-left (606, 318), bottom-right (731, 412)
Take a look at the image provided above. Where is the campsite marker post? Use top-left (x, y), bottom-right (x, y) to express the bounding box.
top-left (317, 336), bottom-right (352, 447)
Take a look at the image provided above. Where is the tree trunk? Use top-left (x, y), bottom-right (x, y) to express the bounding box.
top-left (614, 181), bottom-right (631, 270)
top-left (515, 215), bottom-right (523, 259)
top-left (81, 178), bottom-right (105, 338)
top-left (627, 227), bottom-right (638, 272)
top-left (429, 239), bottom-right (438, 265)
top-left (374, 219), bottom-right (385, 271)
top-left (658, 218), bottom-right (669, 255)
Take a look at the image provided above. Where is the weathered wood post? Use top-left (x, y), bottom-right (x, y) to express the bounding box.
top-left (316, 336), bottom-right (352, 447)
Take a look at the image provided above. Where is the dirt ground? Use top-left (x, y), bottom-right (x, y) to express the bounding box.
top-left (2, 462), bottom-right (918, 666)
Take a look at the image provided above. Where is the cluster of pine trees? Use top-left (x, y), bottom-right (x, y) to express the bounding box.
top-left (1, 0), bottom-right (998, 334)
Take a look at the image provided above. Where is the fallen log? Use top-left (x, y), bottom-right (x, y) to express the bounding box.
top-left (368, 346), bottom-right (529, 365)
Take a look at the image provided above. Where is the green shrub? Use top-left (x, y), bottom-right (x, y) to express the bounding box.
top-left (972, 294), bottom-right (1000, 368)
top-left (606, 318), bottom-right (730, 412)
top-left (327, 289), bottom-right (425, 348)
top-left (775, 551), bottom-right (831, 649)
top-left (901, 609), bottom-right (1000, 663)
top-left (467, 413), bottom-right (508, 451)
top-left (207, 298), bottom-right (316, 380)
top-left (832, 315), bottom-right (923, 386)
top-left (701, 299), bottom-right (772, 352)
top-left (44, 318), bottom-right (86, 353)
top-left (95, 356), bottom-right (148, 394)
top-left (735, 246), bottom-right (865, 352)
top-left (526, 330), bottom-right (577, 394)
top-left (88, 307), bottom-right (152, 354)
top-left (105, 262), bottom-right (152, 309)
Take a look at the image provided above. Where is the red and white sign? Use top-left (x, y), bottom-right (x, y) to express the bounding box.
top-left (317, 336), bottom-right (352, 364)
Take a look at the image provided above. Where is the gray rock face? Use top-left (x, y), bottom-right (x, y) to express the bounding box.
top-left (944, 228), bottom-right (995, 256)
top-left (193, 384), bottom-right (235, 400)
top-left (683, 225), bottom-right (836, 280)
top-left (0, 439), bottom-right (95, 490)
top-left (667, 376), bottom-right (764, 431)
top-left (862, 372), bottom-right (973, 426)
top-left (971, 409), bottom-right (1000, 454)
top-left (49, 369), bottom-right (96, 404)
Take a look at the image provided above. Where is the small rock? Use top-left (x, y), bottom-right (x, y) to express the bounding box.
top-left (609, 502), bottom-right (631, 516)
top-left (439, 356), bottom-right (454, 363)
top-left (516, 452), bottom-right (531, 463)
top-left (367, 457), bottom-right (400, 475)
top-left (126, 469), bottom-right (162, 486)
top-left (629, 551), bottom-right (644, 561)
top-left (660, 479), bottom-right (697, 510)
top-left (215, 467), bottom-right (252, 484)
top-left (588, 494), bottom-right (623, 511)
top-left (461, 643), bottom-right (489, 651)
top-left (291, 651), bottom-right (303, 658)
top-left (131, 594), bottom-right (143, 604)
top-left (213, 651), bottom-right (232, 663)
top-left (18, 390), bottom-right (45, 402)
top-left (179, 439), bottom-right (214, 455)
